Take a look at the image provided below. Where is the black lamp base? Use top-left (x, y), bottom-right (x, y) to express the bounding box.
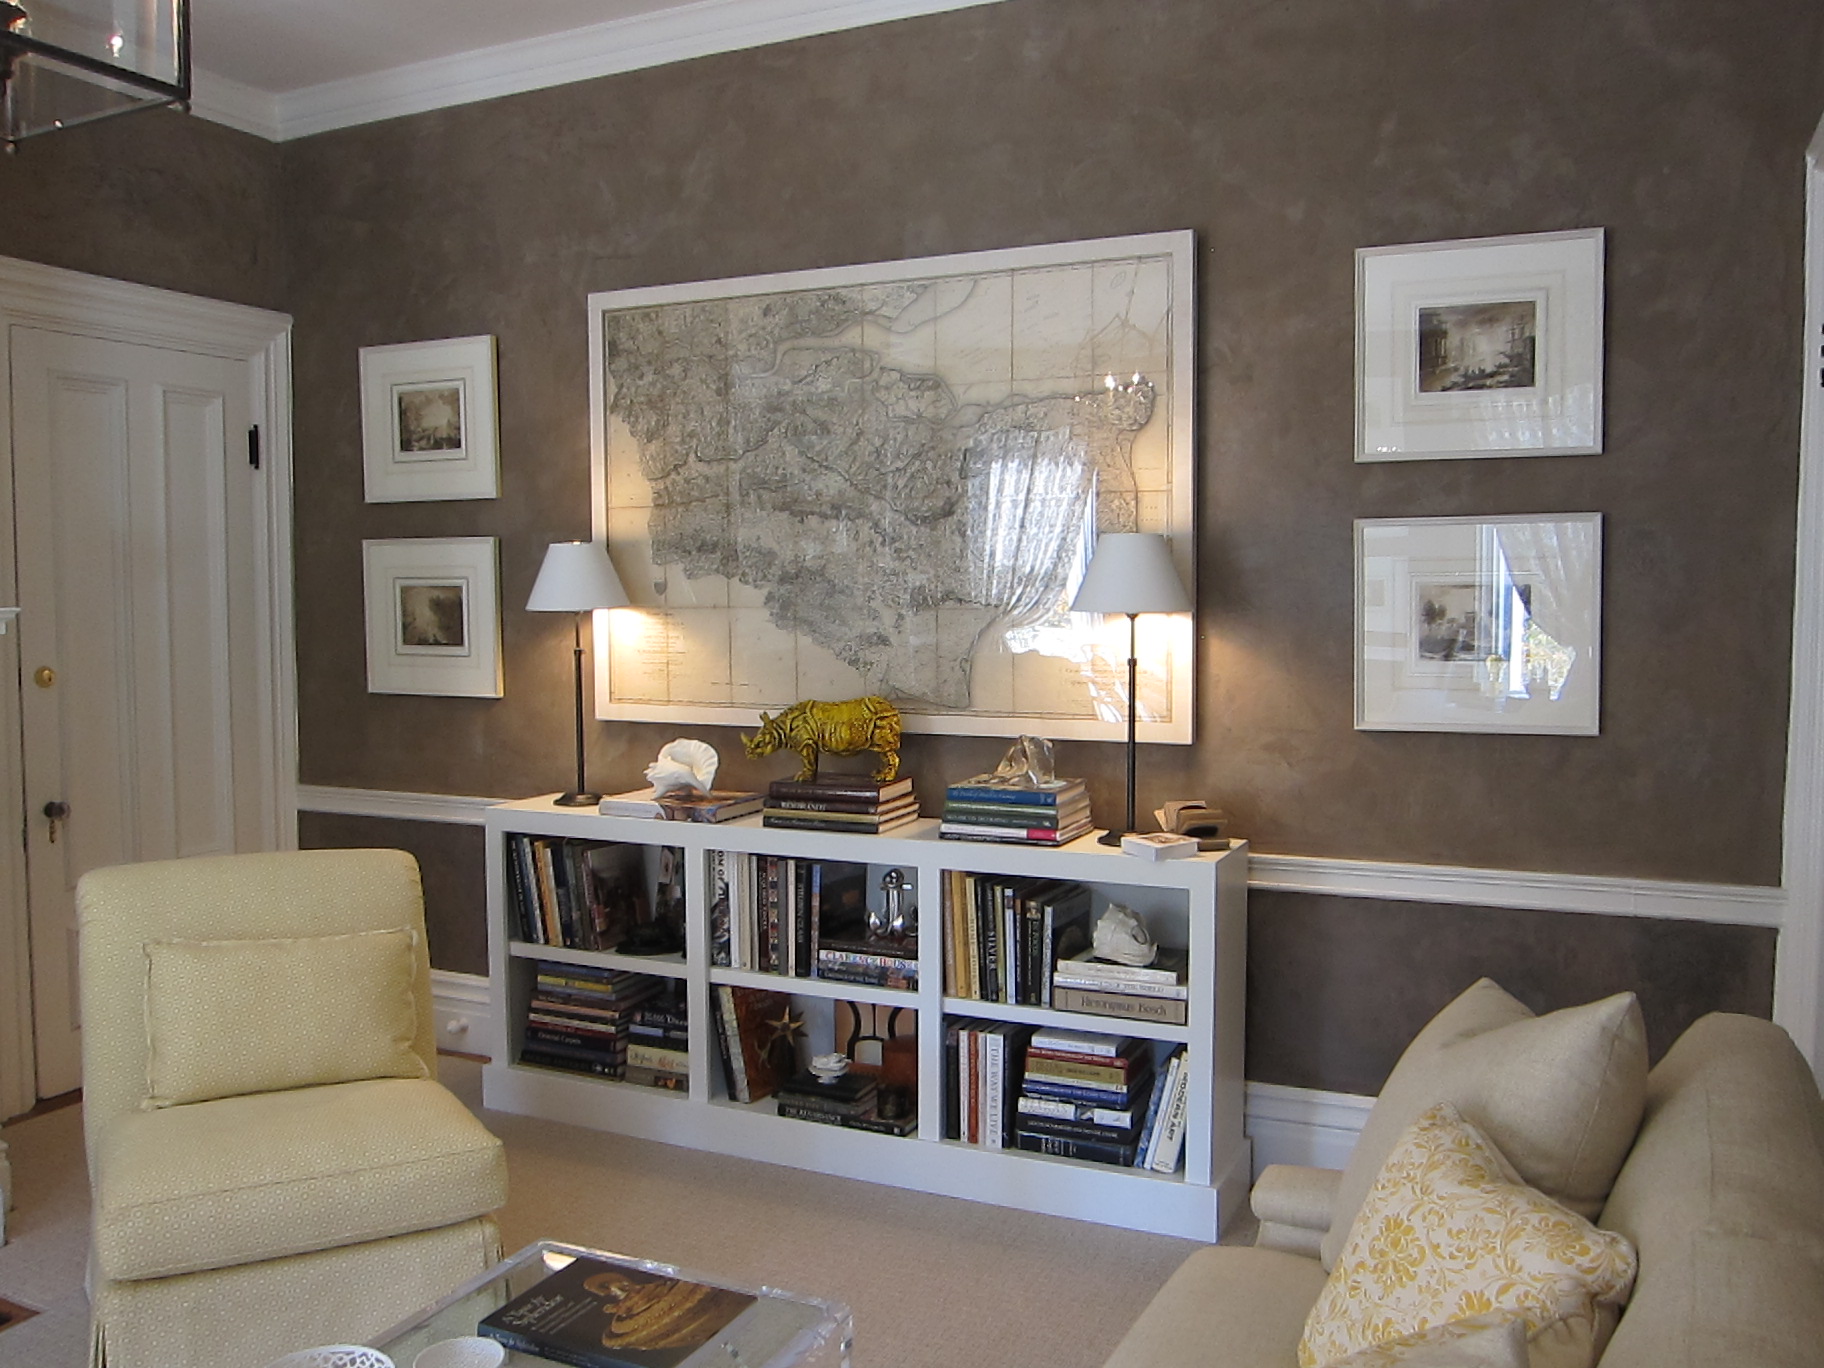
top-left (553, 791), bottom-right (601, 808)
top-left (1097, 829), bottom-right (1132, 847)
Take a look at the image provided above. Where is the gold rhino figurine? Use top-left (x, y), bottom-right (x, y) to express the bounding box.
top-left (744, 696), bottom-right (902, 782)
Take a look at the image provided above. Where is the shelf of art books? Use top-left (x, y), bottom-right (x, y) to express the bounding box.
top-left (482, 796), bottom-right (1249, 1240)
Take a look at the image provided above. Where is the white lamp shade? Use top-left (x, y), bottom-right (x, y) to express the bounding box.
top-left (526, 541), bottom-right (629, 612)
top-left (1070, 533), bottom-right (1192, 615)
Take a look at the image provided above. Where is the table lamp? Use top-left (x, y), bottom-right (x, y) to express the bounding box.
top-left (1070, 532), bottom-right (1192, 845)
top-left (527, 540), bottom-right (628, 806)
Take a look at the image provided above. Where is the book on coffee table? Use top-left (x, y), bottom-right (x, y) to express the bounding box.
top-left (478, 1253), bottom-right (758, 1368)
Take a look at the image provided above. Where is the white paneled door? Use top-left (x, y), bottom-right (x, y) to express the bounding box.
top-left (9, 327), bottom-right (267, 1098)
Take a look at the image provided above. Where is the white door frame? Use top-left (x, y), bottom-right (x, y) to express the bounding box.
top-left (1779, 115), bottom-right (1824, 1081)
top-left (0, 258), bottom-right (298, 1119)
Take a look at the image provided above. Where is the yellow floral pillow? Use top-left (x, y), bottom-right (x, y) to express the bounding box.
top-left (1299, 1103), bottom-right (1637, 1368)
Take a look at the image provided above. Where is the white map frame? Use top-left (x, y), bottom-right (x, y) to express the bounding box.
top-left (587, 232), bottom-right (1196, 742)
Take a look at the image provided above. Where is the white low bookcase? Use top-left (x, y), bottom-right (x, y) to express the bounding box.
top-left (481, 796), bottom-right (1251, 1240)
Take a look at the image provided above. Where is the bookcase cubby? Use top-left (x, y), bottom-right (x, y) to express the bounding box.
top-left (482, 796), bottom-right (1250, 1239)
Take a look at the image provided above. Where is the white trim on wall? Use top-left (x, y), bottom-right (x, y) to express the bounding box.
top-left (296, 784), bottom-right (1789, 930)
top-left (199, 0), bottom-right (1010, 144)
top-left (1777, 117), bottom-right (1824, 1079)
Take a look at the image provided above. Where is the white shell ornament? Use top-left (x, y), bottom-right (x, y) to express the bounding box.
top-left (1091, 903), bottom-right (1157, 967)
top-left (644, 738), bottom-right (719, 797)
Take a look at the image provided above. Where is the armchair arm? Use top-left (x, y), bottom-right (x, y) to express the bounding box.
top-left (1250, 1163), bottom-right (1342, 1257)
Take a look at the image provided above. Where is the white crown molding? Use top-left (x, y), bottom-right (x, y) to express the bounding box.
top-left (0, 255), bottom-right (289, 354)
top-left (189, 67), bottom-right (282, 143)
top-left (296, 784), bottom-right (1785, 929)
top-left (1249, 853), bottom-right (1785, 929)
top-left (231, 0), bottom-right (1009, 142)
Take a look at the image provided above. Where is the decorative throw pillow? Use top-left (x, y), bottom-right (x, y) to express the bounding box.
top-left (1329, 1315), bottom-right (1528, 1368)
top-left (1321, 979), bottom-right (1647, 1269)
top-left (1299, 1103), bottom-right (1637, 1368)
top-left (143, 927), bottom-right (426, 1108)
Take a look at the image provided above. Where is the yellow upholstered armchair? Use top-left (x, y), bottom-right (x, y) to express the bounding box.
top-left (77, 848), bottom-right (507, 1368)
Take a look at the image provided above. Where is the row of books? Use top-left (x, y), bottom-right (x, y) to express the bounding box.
top-left (941, 871), bottom-right (1092, 1005)
top-left (518, 962), bottom-right (685, 1086)
top-left (1052, 946), bottom-right (1191, 1026)
top-left (506, 834), bottom-right (655, 951)
top-left (707, 851), bottom-right (918, 988)
top-left (761, 775), bottom-right (920, 834)
top-left (944, 1021), bottom-right (1188, 1171)
top-left (938, 777), bottom-right (1092, 847)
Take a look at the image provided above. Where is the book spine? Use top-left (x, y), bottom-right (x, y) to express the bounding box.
top-left (709, 849), bottom-right (731, 967)
top-left (1012, 1131), bottom-right (1137, 1166)
top-left (518, 1047), bottom-right (625, 1077)
top-left (1015, 1095), bottom-right (1138, 1127)
top-left (943, 784), bottom-right (1085, 805)
top-left (943, 1022), bottom-right (962, 1141)
top-left (1149, 1051), bottom-right (1191, 1174)
top-left (1023, 1055), bottom-right (1139, 1086)
top-left (938, 828), bottom-right (1082, 846)
top-left (794, 860), bottom-right (814, 978)
top-left (811, 962), bottom-right (916, 989)
top-left (1014, 1113), bottom-right (1142, 1144)
top-left (1049, 988), bottom-right (1190, 1024)
top-left (766, 795), bottom-right (899, 814)
top-left (1050, 974), bottom-right (1190, 1001)
top-left (1133, 1061), bottom-right (1170, 1168)
top-left (1027, 1029), bottom-right (1128, 1057)
top-left (1021, 1076), bottom-right (1146, 1106)
top-left (762, 813), bottom-right (917, 833)
top-left (939, 803), bottom-right (1083, 827)
top-left (941, 821), bottom-right (1073, 840)
top-left (718, 985), bottom-right (751, 1104)
top-left (625, 1041), bottom-right (689, 1071)
top-left (984, 1027), bottom-right (1005, 1149)
top-left (769, 779), bottom-right (914, 801)
top-left (1053, 956), bottom-right (1187, 986)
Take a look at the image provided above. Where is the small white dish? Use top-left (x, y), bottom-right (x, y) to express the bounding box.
top-left (808, 1052), bottom-right (849, 1082)
top-left (263, 1348), bottom-right (395, 1368)
top-left (412, 1336), bottom-right (507, 1368)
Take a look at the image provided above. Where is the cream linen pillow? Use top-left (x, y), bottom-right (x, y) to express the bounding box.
top-left (1321, 980), bottom-right (1646, 1269)
top-left (1299, 1104), bottom-right (1637, 1368)
top-left (144, 927), bottom-right (426, 1108)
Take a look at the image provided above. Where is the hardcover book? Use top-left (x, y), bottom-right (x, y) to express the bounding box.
top-left (479, 1254), bottom-right (757, 1368)
top-left (767, 775), bottom-right (914, 802)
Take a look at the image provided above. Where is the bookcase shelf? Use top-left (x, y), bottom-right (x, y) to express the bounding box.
top-left (482, 796), bottom-right (1250, 1240)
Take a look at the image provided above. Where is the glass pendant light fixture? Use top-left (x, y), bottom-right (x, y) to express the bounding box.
top-left (1, 0), bottom-right (190, 151)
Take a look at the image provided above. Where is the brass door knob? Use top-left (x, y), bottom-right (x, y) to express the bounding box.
top-left (33, 666), bottom-right (53, 688)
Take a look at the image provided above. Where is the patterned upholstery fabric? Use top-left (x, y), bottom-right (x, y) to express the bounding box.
top-left (1300, 1104), bottom-right (1637, 1368)
top-left (94, 1077), bottom-right (505, 1280)
top-left (77, 849), bottom-right (507, 1368)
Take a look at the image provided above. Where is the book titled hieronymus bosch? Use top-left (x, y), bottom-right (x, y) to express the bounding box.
top-left (478, 1255), bottom-right (757, 1368)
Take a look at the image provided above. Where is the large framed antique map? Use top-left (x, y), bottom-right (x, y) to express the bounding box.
top-left (587, 231), bottom-right (1195, 742)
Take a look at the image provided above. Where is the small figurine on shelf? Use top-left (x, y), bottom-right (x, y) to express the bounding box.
top-left (646, 738), bottom-right (719, 797)
top-left (1090, 903), bottom-right (1157, 967)
top-left (743, 696), bottom-right (902, 782)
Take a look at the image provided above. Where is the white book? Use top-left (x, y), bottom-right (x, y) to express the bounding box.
top-left (984, 1027), bottom-right (1005, 1149)
top-left (1028, 1026), bottom-right (1129, 1058)
top-left (1149, 1050), bottom-right (1192, 1174)
top-left (1049, 973), bottom-right (1191, 1001)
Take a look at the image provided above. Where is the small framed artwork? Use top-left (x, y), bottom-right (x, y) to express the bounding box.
top-left (1356, 229), bottom-right (1603, 461)
top-left (359, 335), bottom-right (500, 501)
top-left (362, 537), bottom-right (503, 697)
top-left (1356, 513), bottom-right (1601, 734)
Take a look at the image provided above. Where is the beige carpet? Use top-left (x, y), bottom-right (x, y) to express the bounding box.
top-left (0, 1058), bottom-right (1222, 1366)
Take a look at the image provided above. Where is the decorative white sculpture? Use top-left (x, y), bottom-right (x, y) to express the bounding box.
top-left (1091, 903), bottom-right (1157, 967)
top-left (644, 738), bottom-right (719, 797)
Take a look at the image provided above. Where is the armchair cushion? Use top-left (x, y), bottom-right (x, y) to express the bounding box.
top-left (144, 928), bottom-right (426, 1107)
top-left (92, 1077), bottom-right (506, 1281)
top-left (1322, 980), bottom-right (1647, 1269)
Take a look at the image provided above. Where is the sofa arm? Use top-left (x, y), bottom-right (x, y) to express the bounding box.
top-left (1250, 1164), bottom-right (1341, 1257)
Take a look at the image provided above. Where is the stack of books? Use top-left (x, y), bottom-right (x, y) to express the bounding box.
top-left (938, 777), bottom-right (1092, 846)
top-left (519, 962), bottom-right (661, 1079)
top-left (762, 775), bottom-right (919, 833)
top-left (623, 983), bottom-right (689, 1090)
top-left (1011, 1027), bottom-right (1154, 1166)
top-left (774, 1068), bottom-right (912, 1136)
top-left (1051, 946), bottom-right (1191, 1026)
top-left (1134, 1044), bottom-right (1191, 1173)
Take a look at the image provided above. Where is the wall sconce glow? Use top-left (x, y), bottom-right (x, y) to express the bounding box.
top-left (1, 0), bottom-right (190, 151)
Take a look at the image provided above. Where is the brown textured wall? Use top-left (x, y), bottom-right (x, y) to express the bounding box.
top-left (297, 813), bottom-right (489, 975)
top-left (1246, 891), bottom-right (1778, 1093)
top-left (0, 107), bottom-right (285, 311)
top-left (283, 0), bottom-right (1824, 890)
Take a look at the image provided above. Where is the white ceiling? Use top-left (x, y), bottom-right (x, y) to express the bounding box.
top-left (182, 0), bottom-right (1003, 142)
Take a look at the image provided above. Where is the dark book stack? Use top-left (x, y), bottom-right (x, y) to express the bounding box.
top-left (1011, 1027), bottom-right (1153, 1166)
top-left (1050, 946), bottom-right (1191, 1026)
top-left (708, 854), bottom-right (918, 987)
top-left (938, 778), bottom-right (1092, 846)
top-left (762, 775), bottom-right (920, 834)
top-left (773, 1068), bottom-right (914, 1135)
top-left (519, 962), bottom-right (662, 1079)
top-left (623, 980), bottom-right (689, 1091)
top-left (505, 835), bottom-right (669, 954)
top-left (944, 1017), bottom-right (1035, 1148)
top-left (941, 873), bottom-right (1091, 1004)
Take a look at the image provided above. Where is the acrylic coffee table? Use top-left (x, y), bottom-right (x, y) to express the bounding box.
top-left (370, 1240), bottom-right (853, 1368)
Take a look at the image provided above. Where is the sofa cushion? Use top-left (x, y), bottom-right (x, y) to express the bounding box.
top-left (1300, 1104), bottom-right (1637, 1368)
top-left (1594, 1014), bottom-right (1824, 1368)
top-left (1322, 980), bottom-right (1646, 1269)
top-left (1329, 1316), bottom-right (1527, 1367)
top-left (93, 1077), bottom-right (506, 1281)
top-left (144, 927), bottom-right (426, 1107)
top-left (1100, 1245), bottom-right (1330, 1368)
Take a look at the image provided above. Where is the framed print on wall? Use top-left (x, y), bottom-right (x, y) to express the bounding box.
top-left (1355, 513), bottom-right (1602, 734)
top-left (359, 335), bottom-right (500, 501)
top-left (362, 537), bottom-right (503, 697)
top-left (1356, 228), bottom-right (1603, 461)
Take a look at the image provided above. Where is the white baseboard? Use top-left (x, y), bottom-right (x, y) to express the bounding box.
top-left (429, 968), bottom-right (1366, 1178)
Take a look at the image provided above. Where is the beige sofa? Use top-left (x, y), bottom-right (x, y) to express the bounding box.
top-left (1103, 1008), bottom-right (1824, 1368)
